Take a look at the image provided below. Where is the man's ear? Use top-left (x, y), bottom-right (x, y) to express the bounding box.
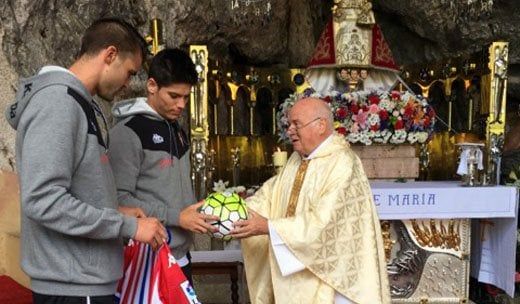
top-left (147, 78), bottom-right (158, 94)
top-left (103, 46), bottom-right (118, 65)
top-left (319, 118), bottom-right (327, 135)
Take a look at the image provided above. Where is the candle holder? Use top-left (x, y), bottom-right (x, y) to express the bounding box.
top-left (456, 143), bottom-right (484, 187)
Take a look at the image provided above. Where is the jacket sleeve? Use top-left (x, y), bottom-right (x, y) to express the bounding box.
top-left (18, 89), bottom-right (136, 239)
top-left (109, 122), bottom-right (183, 226)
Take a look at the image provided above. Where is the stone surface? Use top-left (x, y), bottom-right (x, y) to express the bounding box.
top-left (0, 170), bottom-right (29, 287)
top-left (373, 0), bottom-right (520, 100)
top-left (351, 145), bottom-right (419, 179)
top-left (0, 25), bottom-right (17, 172)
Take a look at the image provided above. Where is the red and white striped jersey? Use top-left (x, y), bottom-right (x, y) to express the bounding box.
top-left (116, 239), bottom-right (200, 304)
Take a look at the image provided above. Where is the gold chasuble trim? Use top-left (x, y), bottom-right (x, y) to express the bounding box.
top-left (285, 159), bottom-right (310, 217)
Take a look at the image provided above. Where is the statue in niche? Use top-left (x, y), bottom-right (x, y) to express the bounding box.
top-left (492, 45), bottom-right (508, 124)
top-left (450, 78), bottom-right (467, 132)
top-left (254, 88), bottom-right (273, 135)
top-left (234, 87), bottom-right (250, 135)
top-left (428, 81), bottom-right (449, 132)
top-left (467, 76), bottom-right (482, 133)
top-left (216, 86), bottom-right (230, 135)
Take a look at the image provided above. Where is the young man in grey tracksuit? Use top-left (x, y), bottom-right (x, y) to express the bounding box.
top-left (109, 48), bottom-right (218, 282)
top-left (5, 19), bottom-right (167, 304)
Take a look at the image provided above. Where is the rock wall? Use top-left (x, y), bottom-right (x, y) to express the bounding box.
top-left (0, 25), bottom-right (17, 172)
top-left (0, 0), bottom-right (330, 169)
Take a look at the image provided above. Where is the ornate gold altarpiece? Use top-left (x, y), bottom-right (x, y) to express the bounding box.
top-left (184, 42), bottom-right (515, 303)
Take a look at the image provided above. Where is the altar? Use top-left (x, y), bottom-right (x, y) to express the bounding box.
top-left (371, 181), bottom-right (518, 302)
top-left (190, 181), bottom-right (517, 304)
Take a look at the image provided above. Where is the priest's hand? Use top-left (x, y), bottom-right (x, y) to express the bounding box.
top-left (230, 210), bottom-right (269, 238)
top-left (179, 201), bottom-right (220, 234)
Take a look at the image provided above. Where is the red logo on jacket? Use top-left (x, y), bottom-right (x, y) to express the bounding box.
top-left (159, 158), bottom-right (173, 169)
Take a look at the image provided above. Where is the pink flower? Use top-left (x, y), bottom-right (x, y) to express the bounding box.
top-left (368, 104), bottom-right (379, 114)
top-left (353, 110), bottom-right (368, 128)
top-left (351, 122), bottom-right (360, 133)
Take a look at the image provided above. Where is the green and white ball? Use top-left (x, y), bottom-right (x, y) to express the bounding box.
top-left (200, 191), bottom-right (248, 241)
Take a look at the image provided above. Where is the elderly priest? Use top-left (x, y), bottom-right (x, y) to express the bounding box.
top-left (231, 97), bottom-right (391, 304)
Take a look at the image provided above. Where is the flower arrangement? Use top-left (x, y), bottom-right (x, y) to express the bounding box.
top-left (277, 89), bottom-right (436, 145)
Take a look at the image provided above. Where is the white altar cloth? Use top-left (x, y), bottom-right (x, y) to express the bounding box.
top-left (370, 181), bottom-right (518, 297)
top-left (370, 181), bottom-right (517, 220)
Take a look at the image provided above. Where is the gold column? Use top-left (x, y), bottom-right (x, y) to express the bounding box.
top-left (486, 41), bottom-right (509, 185)
top-left (189, 45), bottom-right (210, 199)
top-left (145, 19), bottom-right (164, 55)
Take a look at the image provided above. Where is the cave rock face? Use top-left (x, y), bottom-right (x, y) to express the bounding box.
top-left (0, 0), bottom-right (331, 77)
top-left (2, 0), bottom-right (520, 170)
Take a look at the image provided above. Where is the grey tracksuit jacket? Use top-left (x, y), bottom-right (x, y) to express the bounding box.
top-left (4, 66), bottom-right (137, 296)
top-left (109, 98), bottom-right (195, 261)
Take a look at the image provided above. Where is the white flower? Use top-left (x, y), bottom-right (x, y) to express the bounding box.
top-left (417, 132), bottom-right (429, 143)
top-left (233, 186), bottom-right (246, 193)
top-left (213, 180), bottom-right (229, 192)
top-left (367, 114), bottom-right (380, 126)
top-left (407, 133), bottom-right (418, 144)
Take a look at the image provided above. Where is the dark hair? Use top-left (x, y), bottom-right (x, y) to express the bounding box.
top-left (78, 18), bottom-right (147, 62)
top-left (148, 48), bottom-right (198, 87)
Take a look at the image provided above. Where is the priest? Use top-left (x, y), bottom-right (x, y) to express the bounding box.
top-left (231, 97), bottom-right (390, 304)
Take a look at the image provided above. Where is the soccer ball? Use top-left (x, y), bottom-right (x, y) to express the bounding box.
top-left (200, 191), bottom-right (248, 241)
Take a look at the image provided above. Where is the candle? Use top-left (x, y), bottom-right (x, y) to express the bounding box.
top-left (272, 148), bottom-right (287, 167)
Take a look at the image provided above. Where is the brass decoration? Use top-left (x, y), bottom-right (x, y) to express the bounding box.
top-left (246, 68), bottom-right (259, 135)
top-left (409, 219), bottom-right (461, 251)
top-left (380, 221), bottom-right (395, 263)
top-left (267, 73), bottom-right (281, 135)
top-left (145, 19), bottom-right (164, 55)
top-left (191, 139), bottom-right (207, 200)
top-left (189, 45), bottom-right (210, 199)
top-left (486, 41), bottom-right (509, 185)
top-left (230, 147), bottom-right (241, 186)
top-left (225, 75), bottom-right (240, 135)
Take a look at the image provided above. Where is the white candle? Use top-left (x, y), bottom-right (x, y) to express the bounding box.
top-left (272, 148), bottom-right (287, 167)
